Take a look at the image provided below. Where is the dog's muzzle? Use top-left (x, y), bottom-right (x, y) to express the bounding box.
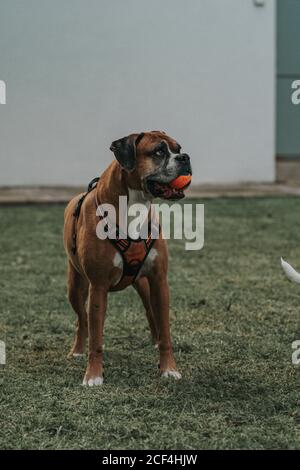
top-left (144, 154), bottom-right (192, 200)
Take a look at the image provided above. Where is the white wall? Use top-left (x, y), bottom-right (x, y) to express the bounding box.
top-left (0, 0), bottom-right (275, 185)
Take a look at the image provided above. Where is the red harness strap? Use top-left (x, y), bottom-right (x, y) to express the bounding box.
top-left (109, 221), bottom-right (160, 291)
top-left (96, 198), bottom-right (160, 291)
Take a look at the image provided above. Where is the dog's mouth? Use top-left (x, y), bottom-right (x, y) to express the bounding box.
top-left (145, 175), bottom-right (191, 200)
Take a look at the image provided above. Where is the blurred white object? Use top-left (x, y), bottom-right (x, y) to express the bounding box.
top-left (0, 340), bottom-right (5, 365)
top-left (281, 258), bottom-right (300, 284)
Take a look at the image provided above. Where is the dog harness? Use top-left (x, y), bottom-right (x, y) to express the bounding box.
top-left (72, 178), bottom-right (160, 291)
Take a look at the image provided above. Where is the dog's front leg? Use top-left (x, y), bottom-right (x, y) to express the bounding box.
top-left (83, 285), bottom-right (107, 386)
top-left (149, 275), bottom-right (181, 380)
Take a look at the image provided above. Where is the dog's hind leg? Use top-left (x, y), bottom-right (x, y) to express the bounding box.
top-left (134, 277), bottom-right (159, 347)
top-left (67, 261), bottom-right (88, 357)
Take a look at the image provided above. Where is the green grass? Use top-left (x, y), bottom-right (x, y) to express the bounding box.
top-left (1, 197), bottom-right (300, 449)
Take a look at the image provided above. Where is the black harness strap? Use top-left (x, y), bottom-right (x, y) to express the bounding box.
top-left (72, 177), bottom-right (100, 253)
top-left (73, 177), bottom-right (100, 218)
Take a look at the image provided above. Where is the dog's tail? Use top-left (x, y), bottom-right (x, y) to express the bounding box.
top-left (281, 257), bottom-right (300, 284)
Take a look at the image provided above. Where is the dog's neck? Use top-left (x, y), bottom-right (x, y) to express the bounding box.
top-left (127, 188), bottom-right (151, 210)
top-left (96, 161), bottom-right (127, 209)
top-left (96, 161), bottom-right (152, 224)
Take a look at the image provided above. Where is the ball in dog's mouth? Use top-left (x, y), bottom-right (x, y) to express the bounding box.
top-left (146, 173), bottom-right (192, 200)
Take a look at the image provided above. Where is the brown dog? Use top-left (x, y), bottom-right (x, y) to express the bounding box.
top-left (63, 131), bottom-right (192, 385)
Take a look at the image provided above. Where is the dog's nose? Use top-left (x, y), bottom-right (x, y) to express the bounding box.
top-left (175, 153), bottom-right (190, 163)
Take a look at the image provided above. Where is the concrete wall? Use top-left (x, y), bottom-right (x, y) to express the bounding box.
top-left (0, 0), bottom-right (276, 185)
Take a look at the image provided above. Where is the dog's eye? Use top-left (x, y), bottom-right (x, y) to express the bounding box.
top-left (155, 149), bottom-right (164, 157)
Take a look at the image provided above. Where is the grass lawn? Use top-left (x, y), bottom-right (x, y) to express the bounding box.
top-left (0, 197), bottom-right (300, 450)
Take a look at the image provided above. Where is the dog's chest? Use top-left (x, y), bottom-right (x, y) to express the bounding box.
top-left (112, 247), bottom-right (158, 285)
top-left (137, 247), bottom-right (158, 278)
top-left (110, 189), bottom-right (158, 287)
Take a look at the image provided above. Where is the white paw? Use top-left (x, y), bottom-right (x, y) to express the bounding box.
top-left (72, 353), bottom-right (84, 357)
top-left (161, 370), bottom-right (182, 380)
top-left (82, 376), bottom-right (103, 386)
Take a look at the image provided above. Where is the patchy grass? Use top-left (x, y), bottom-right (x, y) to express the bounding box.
top-left (0, 197), bottom-right (300, 449)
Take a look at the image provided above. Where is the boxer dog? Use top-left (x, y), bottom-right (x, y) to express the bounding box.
top-left (63, 131), bottom-right (192, 385)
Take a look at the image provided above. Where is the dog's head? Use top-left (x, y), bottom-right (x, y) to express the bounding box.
top-left (110, 131), bottom-right (192, 200)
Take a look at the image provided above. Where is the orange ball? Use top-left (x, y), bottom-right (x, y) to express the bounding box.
top-left (169, 174), bottom-right (192, 190)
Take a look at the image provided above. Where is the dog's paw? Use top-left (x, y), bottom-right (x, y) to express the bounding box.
top-left (161, 370), bottom-right (182, 380)
top-left (82, 376), bottom-right (103, 386)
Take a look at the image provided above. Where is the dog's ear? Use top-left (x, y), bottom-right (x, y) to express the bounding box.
top-left (110, 133), bottom-right (144, 171)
